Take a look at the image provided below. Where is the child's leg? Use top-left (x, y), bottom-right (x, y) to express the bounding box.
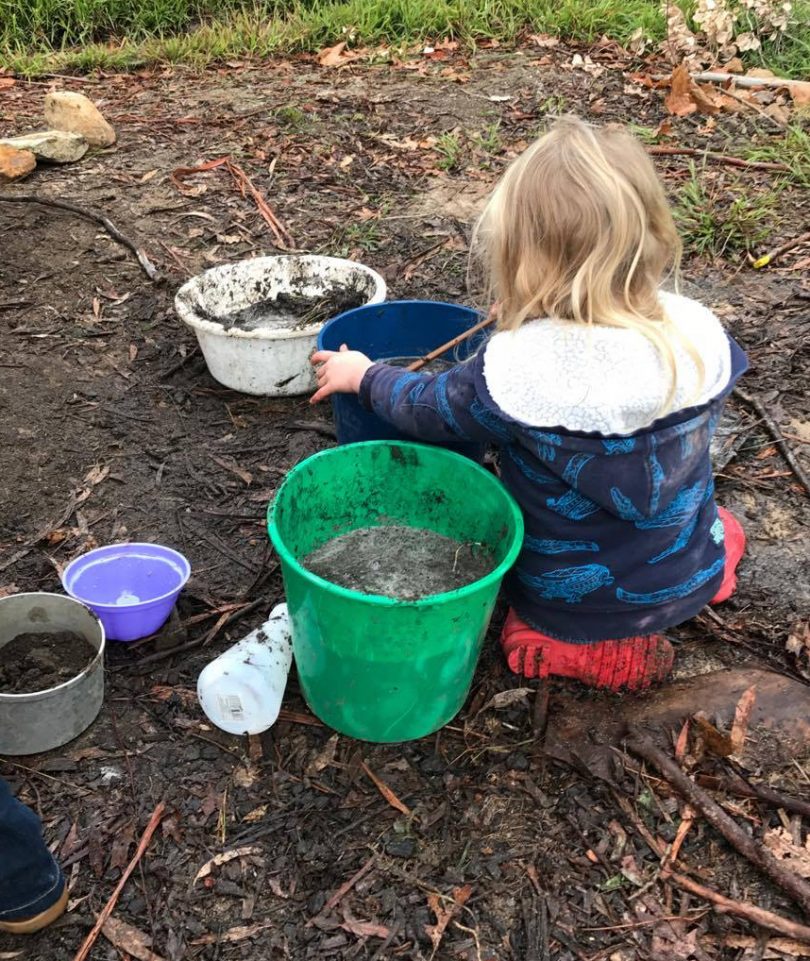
top-left (0, 778), bottom-right (67, 934)
top-left (501, 610), bottom-right (674, 693)
top-left (710, 506), bottom-right (746, 605)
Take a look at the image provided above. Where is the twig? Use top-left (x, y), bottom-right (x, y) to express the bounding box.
top-left (0, 195), bottom-right (161, 282)
top-left (716, 85), bottom-right (787, 129)
top-left (171, 156), bottom-right (292, 248)
top-left (407, 314), bottom-right (496, 372)
top-left (647, 146), bottom-right (789, 173)
top-left (692, 71), bottom-right (810, 93)
top-left (733, 388), bottom-right (810, 496)
top-left (306, 854), bottom-right (377, 928)
top-left (129, 597), bottom-right (265, 668)
top-left (285, 419), bottom-right (337, 439)
top-left (697, 768), bottom-right (810, 820)
top-left (667, 871), bottom-right (810, 944)
top-left (72, 802), bottom-right (166, 961)
top-left (625, 731), bottom-right (810, 916)
top-left (752, 231), bottom-right (810, 270)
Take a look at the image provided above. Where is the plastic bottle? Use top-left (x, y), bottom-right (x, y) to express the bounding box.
top-left (197, 603), bottom-right (292, 735)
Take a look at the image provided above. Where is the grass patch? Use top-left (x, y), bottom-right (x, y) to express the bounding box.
top-left (674, 160), bottom-right (778, 258)
top-left (742, 125), bottom-right (810, 189)
top-left (1, 0), bottom-right (807, 77)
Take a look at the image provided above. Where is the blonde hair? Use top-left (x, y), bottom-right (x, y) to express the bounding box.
top-left (473, 115), bottom-right (702, 413)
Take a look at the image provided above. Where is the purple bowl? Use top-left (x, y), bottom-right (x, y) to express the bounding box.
top-left (61, 543), bottom-right (191, 642)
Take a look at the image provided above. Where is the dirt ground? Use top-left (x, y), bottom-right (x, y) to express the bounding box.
top-left (1, 42), bottom-right (809, 961)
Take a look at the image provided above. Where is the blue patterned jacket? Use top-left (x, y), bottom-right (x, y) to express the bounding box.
top-left (358, 336), bottom-right (748, 642)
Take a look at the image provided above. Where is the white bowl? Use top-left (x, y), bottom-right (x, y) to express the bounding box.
top-left (174, 255), bottom-right (386, 396)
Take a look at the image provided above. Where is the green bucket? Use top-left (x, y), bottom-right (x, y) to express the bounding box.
top-left (267, 441), bottom-right (524, 743)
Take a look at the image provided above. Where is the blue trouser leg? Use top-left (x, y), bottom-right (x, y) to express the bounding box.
top-left (0, 777), bottom-right (64, 921)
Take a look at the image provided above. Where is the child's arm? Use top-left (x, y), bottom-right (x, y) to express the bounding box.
top-left (311, 346), bottom-right (509, 444)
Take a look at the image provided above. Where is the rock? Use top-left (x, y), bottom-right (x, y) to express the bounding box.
top-left (0, 143), bottom-right (36, 181)
top-left (43, 92), bottom-right (116, 147)
top-left (0, 130), bottom-right (88, 164)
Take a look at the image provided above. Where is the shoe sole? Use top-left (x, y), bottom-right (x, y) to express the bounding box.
top-left (0, 885), bottom-right (68, 935)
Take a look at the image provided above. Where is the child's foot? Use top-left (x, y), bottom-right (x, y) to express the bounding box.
top-left (710, 507), bottom-right (746, 605)
top-left (501, 609), bottom-right (674, 693)
top-left (0, 882), bottom-right (67, 934)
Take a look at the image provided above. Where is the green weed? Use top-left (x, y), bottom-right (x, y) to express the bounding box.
top-left (674, 161), bottom-right (777, 258)
top-left (435, 131), bottom-right (464, 171)
top-left (474, 121), bottom-right (503, 154)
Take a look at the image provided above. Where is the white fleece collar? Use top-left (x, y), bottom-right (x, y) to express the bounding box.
top-left (482, 291), bottom-right (732, 436)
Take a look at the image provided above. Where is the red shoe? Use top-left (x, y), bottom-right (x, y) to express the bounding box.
top-left (501, 609), bottom-right (674, 693)
top-left (710, 507), bottom-right (746, 605)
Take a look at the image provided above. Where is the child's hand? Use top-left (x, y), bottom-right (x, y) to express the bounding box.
top-left (310, 344), bottom-right (374, 404)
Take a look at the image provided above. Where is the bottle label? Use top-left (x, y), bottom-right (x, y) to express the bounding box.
top-left (218, 694), bottom-right (244, 720)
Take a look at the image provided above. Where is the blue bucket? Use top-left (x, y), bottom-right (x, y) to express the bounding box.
top-left (317, 300), bottom-right (488, 459)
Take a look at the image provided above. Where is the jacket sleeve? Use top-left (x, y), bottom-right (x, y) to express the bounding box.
top-left (357, 351), bottom-right (513, 444)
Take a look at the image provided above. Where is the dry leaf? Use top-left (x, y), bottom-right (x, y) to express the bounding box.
top-left (340, 907), bottom-right (391, 940)
top-left (211, 455), bottom-right (253, 485)
top-left (729, 684), bottom-right (757, 755)
top-left (83, 464), bottom-right (110, 487)
top-left (674, 718), bottom-right (690, 761)
top-left (529, 33), bottom-right (560, 48)
top-left (102, 918), bottom-right (166, 961)
top-left (786, 622), bottom-right (810, 678)
top-left (306, 733), bottom-right (339, 776)
top-left (689, 82), bottom-right (723, 115)
top-left (317, 41), bottom-right (359, 68)
top-left (665, 63), bottom-right (697, 117)
top-left (232, 764), bottom-right (258, 788)
top-left (0, 583), bottom-right (19, 598)
top-left (763, 828), bottom-right (810, 878)
top-left (0, 77), bottom-right (16, 89)
top-left (361, 761), bottom-right (411, 816)
top-left (790, 82), bottom-right (810, 106)
top-left (109, 820), bottom-right (136, 872)
top-left (129, 343), bottom-right (138, 363)
top-left (693, 712), bottom-right (734, 757)
top-left (194, 845), bottom-right (262, 883)
top-left (242, 804), bottom-right (269, 823)
top-left (481, 687), bottom-right (532, 712)
top-left (190, 922), bottom-right (273, 945)
top-left (425, 885), bottom-right (472, 952)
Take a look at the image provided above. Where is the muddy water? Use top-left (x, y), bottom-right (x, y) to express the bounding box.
top-left (200, 284), bottom-right (368, 332)
top-left (303, 525), bottom-right (494, 600)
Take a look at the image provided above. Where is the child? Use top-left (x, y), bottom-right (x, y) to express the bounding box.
top-left (0, 777), bottom-right (67, 934)
top-left (310, 116), bottom-right (747, 693)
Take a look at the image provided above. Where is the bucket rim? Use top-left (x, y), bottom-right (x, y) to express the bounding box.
top-left (175, 254), bottom-right (387, 341)
top-left (267, 440), bottom-right (524, 608)
top-left (61, 542), bottom-right (191, 611)
top-left (317, 299), bottom-right (483, 350)
top-left (0, 592), bottom-right (106, 702)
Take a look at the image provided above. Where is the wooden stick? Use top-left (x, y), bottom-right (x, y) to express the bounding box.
top-left (696, 771), bottom-right (810, 820)
top-left (626, 732), bottom-right (810, 916)
top-left (647, 146), bottom-right (789, 173)
top-left (752, 230), bottom-right (810, 269)
top-left (0, 195), bottom-right (161, 282)
top-left (733, 388), bottom-right (810, 497)
top-left (306, 854), bottom-right (377, 927)
top-left (692, 71), bottom-right (810, 93)
top-left (667, 871), bottom-right (810, 944)
top-left (72, 802), bottom-right (166, 961)
top-left (406, 314), bottom-right (496, 372)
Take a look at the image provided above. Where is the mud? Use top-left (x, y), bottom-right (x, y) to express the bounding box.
top-left (0, 631), bottom-right (96, 694)
top-left (201, 281), bottom-right (367, 332)
top-left (303, 524), bottom-right (494, 599)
